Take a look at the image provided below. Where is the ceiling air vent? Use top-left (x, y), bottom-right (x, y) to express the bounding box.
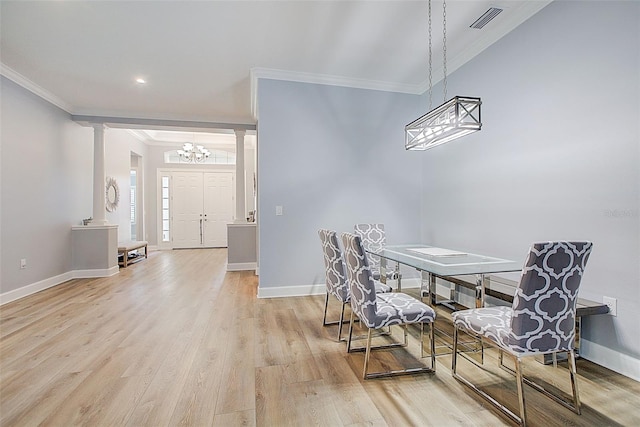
top-left (470, 7), bottom-right (503, 29)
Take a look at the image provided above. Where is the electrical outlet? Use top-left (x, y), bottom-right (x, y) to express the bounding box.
top-left (20, 258), bottom-right (27, 269)
top-left (603, 296), bottom-right (617, 317)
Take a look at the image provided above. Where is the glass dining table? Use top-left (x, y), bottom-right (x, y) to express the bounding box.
top-left (367, 244), bottom-right (522, 309)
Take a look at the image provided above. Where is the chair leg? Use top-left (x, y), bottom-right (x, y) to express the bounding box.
top-left (348, 325), bottom-right (404, 353)
top-left (422, 322), bottom-right (436, 372)
top-left (455, 332), bottom-right (581, 426)
top-left (452, 326), bottom-right (459, 373)
top-left (347, 313), bottom-right (396, 352)
top-left (323, 293), bottom-right (351, 342)
top-left (363, 328), bottom-right (373, 379)
top-left (501, 350), bottom-right (582, 415)
top-left (347, 310), bottom-right (355, 353)
top-left (452, 326), bottom-right (525, 426)
top-left (357, 322), bottom-right (436, 379)
top-left (402, 324), bottom-right (408, 347)
top-left (322, 292), bottom-right (330, 326)
top-left (337, 301), bottom-right (346, 341)
top-left (425, 322), bottom-right (436, 371)
top-left (420, 322), bottom-right (425, 358)
top-left (514, 357), bottom-right (527, 426)
top-left (568, 350), bottom-right (582, 414)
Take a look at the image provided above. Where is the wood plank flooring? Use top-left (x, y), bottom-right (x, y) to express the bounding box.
top-left (1, 248), bottom-right (639, 426)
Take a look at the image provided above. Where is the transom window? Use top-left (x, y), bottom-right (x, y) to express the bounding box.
top-left (164, 149), bottom-right (236, 165)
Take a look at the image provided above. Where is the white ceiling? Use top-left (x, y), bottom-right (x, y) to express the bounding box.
top-left (1, 0), bottom-right (552, 128)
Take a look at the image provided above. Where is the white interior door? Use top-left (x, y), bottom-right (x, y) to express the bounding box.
top-left (203, 172), bottom-right (234, 247)
top-left (172, 172), bottom-right (204, 248)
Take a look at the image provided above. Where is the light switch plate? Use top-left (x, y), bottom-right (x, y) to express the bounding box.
top-left (275, 205), bottom-right (283, 216)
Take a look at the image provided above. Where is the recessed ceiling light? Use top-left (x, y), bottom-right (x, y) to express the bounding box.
top-left (135, 78), bottom-right (146, 84)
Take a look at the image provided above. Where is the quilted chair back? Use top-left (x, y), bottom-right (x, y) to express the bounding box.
top-left (318, 229), bottom-right (349, 303)
top-left (341, 232), bottom-right (378, 328)
top-left (354, 224), bottom-right (386, 270)
top-left (510, 241), bottom-right (593, 354)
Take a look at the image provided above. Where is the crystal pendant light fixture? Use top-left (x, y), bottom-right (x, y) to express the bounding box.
top-left (177, 142), bottom-right (210, 163)
top-left (405, 0), bottom-right (482, 151)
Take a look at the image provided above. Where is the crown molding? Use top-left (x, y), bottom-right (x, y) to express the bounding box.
top-left (0, 63), bottom-right (73, 113)
top-left (71, 115), bottom-right (256, 132)
top-left (250, 67), bottom-right (424, 120)
top-left (0, 62), bottom-right (256, 127)
top-left (126, 129), bottom-right (149, 142)
top-left (251, 67), bottom-right (422, 94)
top-left (125, 129), bottom-right (255, 148)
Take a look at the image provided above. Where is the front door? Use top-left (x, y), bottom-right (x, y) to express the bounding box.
top-left (171, 171), bottom-right (234, 248)
top-left (202, 172), bottom-right (234, 247)
top-left (172, 172), bottom-right (204, 248)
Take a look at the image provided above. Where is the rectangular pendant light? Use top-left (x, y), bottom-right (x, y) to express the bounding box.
top-left (405, 96), bottom-right (482, 151)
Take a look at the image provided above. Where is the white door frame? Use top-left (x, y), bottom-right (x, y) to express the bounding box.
top-left (156, 167), bottom-right (236, 250)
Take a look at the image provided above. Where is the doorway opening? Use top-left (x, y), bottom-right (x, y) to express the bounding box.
top-left (139, 128), bottom-right (255, 250)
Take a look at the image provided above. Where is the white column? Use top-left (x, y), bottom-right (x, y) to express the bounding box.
top-left (92, 124), bottom-right (108, 225)
top-left (235, 129), bottom-right (246, 223)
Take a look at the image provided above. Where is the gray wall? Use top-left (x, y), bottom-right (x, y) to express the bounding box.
top-left (1, 77), bottom-right (93, 293)
top-left (1, 79), bottom-right (149, 295)
top-left (257, 79), bottom-right (423, 289)
top-left (418, 1), bottom-right (639, 371)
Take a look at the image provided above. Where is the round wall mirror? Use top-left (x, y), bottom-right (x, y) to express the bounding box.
top-left (105, 176), bottom-right (120, 212)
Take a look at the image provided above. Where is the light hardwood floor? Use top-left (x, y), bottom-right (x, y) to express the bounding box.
top-left (1, 248), bottom-right (639, 426)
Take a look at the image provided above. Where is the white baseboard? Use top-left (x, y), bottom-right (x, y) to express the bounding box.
top-left (0, 267), bottom-right (119, 306)
top-left (256, 278), bottom-right (422, 299)
top-left (72, 266), bottom-right (120, 279)
top-left (227, 262), bottom-right (257, 272)
top-left (0, 272), bottom-right (73, 305)
top-left (400, 278), bottom-right (421, 289)
top-left (580, 339), bottom-right (640, 382)
top-left (257, 283), bottom-right (326, 299)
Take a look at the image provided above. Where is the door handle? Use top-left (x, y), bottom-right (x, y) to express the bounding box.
top-left (200, 218), bottom-right (203, 244)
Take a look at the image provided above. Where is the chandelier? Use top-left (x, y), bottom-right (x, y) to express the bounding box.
top-left (405, 0), bottom-right (482, 151)
top-left (177, 142), bottom-right (210, 163)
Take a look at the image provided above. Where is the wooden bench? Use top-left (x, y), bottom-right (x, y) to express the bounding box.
top-left (483, 275), bottom-right (609, 317)
top-left (118, 241), bottom-right (148, 267)
top-left (433, 274), bottom-right (608, 316)
top-left (432, 274), bottom-right (609, 362)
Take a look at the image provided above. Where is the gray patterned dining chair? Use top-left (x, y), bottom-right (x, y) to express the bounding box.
top-left (354, 223), bottom-right (401, 284)
top-left (341, 232), bottom-right (436, 379)
top-left (318, 229), bottom-right (391, 342)
top-left (451, 241), bottom-right (593, 427)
